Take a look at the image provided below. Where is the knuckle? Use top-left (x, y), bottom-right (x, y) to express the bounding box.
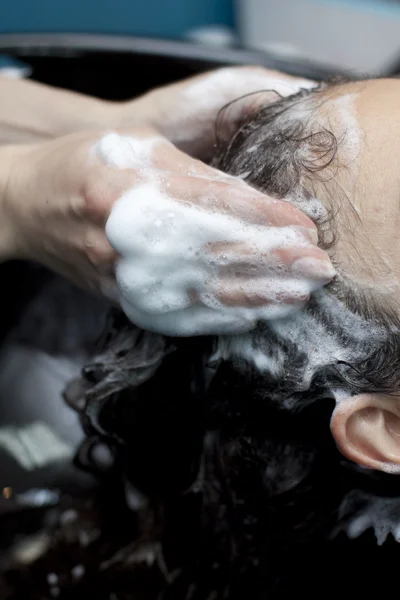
top-left (84, 237), bottom-right (116, 267)
top-left (81, 166), bottom-right (110, 219)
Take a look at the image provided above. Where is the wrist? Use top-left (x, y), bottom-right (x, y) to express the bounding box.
top-left (62, 96), bottom-right (115, 135)
top-left (0, 77), bottom-right (118, 143)
top-left (108, 91), bottom-right (159, 132)
top-left (44, 95), bottom-right (114, 139)
top-left (0, 145), bottom-right (33, 261)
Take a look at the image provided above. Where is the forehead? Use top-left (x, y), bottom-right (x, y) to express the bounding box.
top-left (313, 80), bottom-right (400, 293)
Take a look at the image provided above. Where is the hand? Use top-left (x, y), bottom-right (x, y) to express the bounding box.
top-left (117, 66), bottom-right (316, 160)
top-left (2, 133), bottom-right (119, 298)
top-left (0, 66), bottom-right (315, 152)
top-left (3, 128), bottom-right (334, 336)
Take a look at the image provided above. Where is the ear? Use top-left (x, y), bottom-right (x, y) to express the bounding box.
top-left (330, 393), bottom-right (400, 473)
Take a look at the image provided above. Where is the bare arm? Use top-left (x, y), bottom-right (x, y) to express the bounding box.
top-left (0, 67), bottom-right (314, 151)
top-left (0, 76), bottom-right (116, 143)
top-left (0, 127), bottom-right (334, 335)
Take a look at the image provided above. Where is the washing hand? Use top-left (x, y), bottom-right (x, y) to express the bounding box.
top-left (1, 127), bottom-right (334, 336)
top-left (117, 66), bottom-right (316, 160)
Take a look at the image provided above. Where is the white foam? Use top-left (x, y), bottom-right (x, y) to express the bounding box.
top-left (106, 181), bottom-right (321, 336)
top-left (183, 68), bottom-right (317, 109)
top-left (246, 144), bottom-right (261, 154)
top-left (102, 133), bottom-right (330, 337)
top-left (94, 132), bottom-right (163, 169)
top-left (166, 68), bottom-right (318, 149)
top-left (339, 490), bottom-right (400, 545)
top-left (311, 92), bottom-right (361, 195)
top-left (236, 170), bottom-right (252, 180)
top-left (214, 334), bottom-right (286, 377)
top-left (290, 196), bottom-right (328, 223)
top-left (212, 289), bottom-right (383, 390)
top-left (327, 93), bottom-right (361, 163)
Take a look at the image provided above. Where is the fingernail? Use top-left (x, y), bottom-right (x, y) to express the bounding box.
top-left (292, 257), bottom-right (336, 281)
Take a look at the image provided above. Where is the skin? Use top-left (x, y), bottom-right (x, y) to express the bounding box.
top-left (314, 80), bottom-right (400, 295)
top-left (0, 66), bottom-right (314, 153)
top-left (294, 78), bottom-right (400, 473)
top-left (1, 69), bottom-right (399, 469)
top-left (1, 127), bottom-right (331, 306)
top-left (0, 67), bottom-right (333, 327)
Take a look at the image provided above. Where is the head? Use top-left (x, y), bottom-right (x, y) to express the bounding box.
top-left (10, 77), bottom-right (400, 598)
top-left (214, 77), bottom-right (400, 474)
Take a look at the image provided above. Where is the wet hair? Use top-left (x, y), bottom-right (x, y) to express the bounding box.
top-left (4, 83), bottom-right (400, 599)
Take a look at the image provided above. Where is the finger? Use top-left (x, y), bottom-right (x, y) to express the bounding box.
top-left (214, 277), bottom-right (313, 308)
top-left (89, 160), bottom-right (319, 240)
top-left (93, 128), bottom-right (247, 181)
top-left (85, 134), bottom-right (215, 224)
top-left (82, 165), bottom-right (147, 223)
top-left (104, 131), bottom-right (222, 179)
top-left (83, 228), bottom-right (118, 269)
top-left (161, 173), bottom-right (318, 233)
top-left (89, 132), bottom-right (318, 236)
top-left (209, 242), bottom-right (335, 280)
top-left (94, 128), bottom-right (204, 175)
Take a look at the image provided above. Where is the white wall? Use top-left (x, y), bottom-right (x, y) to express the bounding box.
top-left (238, 0), bottom-right (400, 74)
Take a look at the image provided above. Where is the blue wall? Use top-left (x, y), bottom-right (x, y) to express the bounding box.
top-left (0, 0), bottom-right (234, 38)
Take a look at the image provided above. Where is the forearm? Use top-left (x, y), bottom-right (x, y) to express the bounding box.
top-left (0, 143), bottom-right (27, 260)
top-left (0, 76), bottom-right (120, 144)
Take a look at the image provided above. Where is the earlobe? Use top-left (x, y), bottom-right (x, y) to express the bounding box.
top-left (330, 393), bottom-right (400, 473)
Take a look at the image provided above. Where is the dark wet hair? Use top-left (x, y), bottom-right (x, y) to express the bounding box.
top-left (4, 83), bottom-right (400, 599)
